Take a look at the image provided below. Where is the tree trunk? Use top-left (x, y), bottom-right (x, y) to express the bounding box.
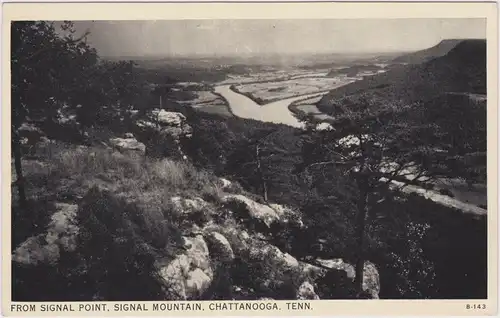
top-left (12, 128), bottom-right (27, 210)
top-left (262, 179), bottom-right (268, 202)
top-left (255, 145), bottom-right (268, 202)
top-left (354, 176), bottom-right (369, 296)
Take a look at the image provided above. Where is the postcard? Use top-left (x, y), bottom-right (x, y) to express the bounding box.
top-left (2, 1), bottom-right (498, 316)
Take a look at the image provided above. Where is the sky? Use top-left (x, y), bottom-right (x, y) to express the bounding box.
top-left (72, 19), bottom-right (486, 58)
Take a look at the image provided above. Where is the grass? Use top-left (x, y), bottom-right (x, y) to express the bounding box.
top-left (19, 141), bottom-right (222, 202)
top-left (12, 141), bottom-right (230, 301)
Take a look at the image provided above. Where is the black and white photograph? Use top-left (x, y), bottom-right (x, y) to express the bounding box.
top-left (10, 17), bottom-right (488, 303)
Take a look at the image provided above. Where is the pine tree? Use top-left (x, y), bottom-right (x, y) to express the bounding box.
top-left (297, 93), bottom-right (447, 295)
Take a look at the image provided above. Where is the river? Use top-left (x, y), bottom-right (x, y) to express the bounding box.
top-left (214, 85), bottom-right (329, 128)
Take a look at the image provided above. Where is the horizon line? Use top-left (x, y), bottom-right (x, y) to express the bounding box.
top-left (100, 37), bottom-right (486, 60)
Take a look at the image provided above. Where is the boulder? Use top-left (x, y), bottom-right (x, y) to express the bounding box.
top-left (170, 197), bottom-right (212, 226)
top-left (135, 119), bottom-right (156, 129)
top-left (158, 254), bottom-right (190, 299)
top-left (156, 235), bottom-right (213, 300)
top-left (12, 236), bottom-right (60, 266)
top-left (185, 268), bottom-right (212, 298)
top-left (219, 178), bottom-right (232, 189)
top-left (222, 195), bottom-right (304, 230)
top-left (135, 109), bottom-right (193, 159)
top-left (362, 261), bottom-right (380, 299)
top-left (316, 258), bottom-right (355, 279)
top-left (297, 281), bottom-right (320, 300)
top-left (269, 203), bottom-right (304, 228)
top-left (159, 126), bottom-right (187, 140)
top-left (153, 110), bottom-right (186, 127)
top-left (204, 232), bottom-right (234, 262)
top-left (248, 243), bottom-right (299, 271)
top-left (316, 122), bottom-right (334, 131)
top-left (13, 203), bottom-right (79, 266)
top-left (222, 194), bottom-right (281, 227)
top-left (220, 227), bottom-right (252, 252)
top-left (109, 137), bottom-right (146, 155)
top-left (171, 197), bottom-right (207, 215)
top-left (315, 258), bottom-right (380, 299)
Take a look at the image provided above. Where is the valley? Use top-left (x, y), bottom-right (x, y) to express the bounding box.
top-left (155, 48), bottom-right (487, 215)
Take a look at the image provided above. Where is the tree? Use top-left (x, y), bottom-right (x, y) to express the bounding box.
top-left (74, 59), bottom-right (144, 131)
top-left (417, 93), bottom-right (487, 187)
top-left (226, 129), bottom-right (286, 202)
top-left (11, 21), bottom-right (144, 208)
top-left (11, 21), bottom-right (96, 208)
top-left (296, 93), bottom-right (447, 295)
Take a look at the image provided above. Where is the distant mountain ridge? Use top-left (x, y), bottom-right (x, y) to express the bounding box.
top-left (392, 39), bottom-right (466, 64)
top-left (317, 39), bottom-right (486, 112)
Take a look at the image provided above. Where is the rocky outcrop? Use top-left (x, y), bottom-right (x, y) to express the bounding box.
top-left (154, 110), bottom-right (186, 127)
top-left (221, 194), bottom-right (303, 229)
top-left (109, 137), bottom-right (146, 155)
top-left (315, 258), bottom-right (380, 299)
top-left (12, 185), bottom-right (381, 301)
top-left (269, 203), bottom-right (304, 228)
top-left (135, 109), bottom-right (192, 160)
top-left (297, 281), bottom-right (320, 300)
top-left (249, 243), bottom-right (299, 270)
top-left (361, 262), bottom-right (381, 299)
top-left (13, 203), bottom-right (79, 266)
top-left (156, 235), bottom-right (213, 300)
top-left (316, 258), bottom-right (356, 278)
top-left (209, 220), bottom-right (325, 299)
top-left (171, 196), bottom-right (208, 215)
top-left (170, 196), bottom-right (213, 227)
top-left (222, 194), bottom-right (279, 228)
top-left (204, 232), bottom-right (234, 263)
top-left (219, 178), bottom-right (232, 189)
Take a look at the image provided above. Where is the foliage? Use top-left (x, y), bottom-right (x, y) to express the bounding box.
top-left (368, 193), bottom-right (487, 299)
top-left (11, 21), bottom-right (147, 131)
top-left (298, 93), bottom-right (442, 204)
top-left (11, 21), bottom-right (97, 125)
top-left (185, 112), bottom-right (307, 207)
top-left (296, 89), bottom-right (483, 293)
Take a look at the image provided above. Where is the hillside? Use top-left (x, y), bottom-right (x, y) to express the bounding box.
top-left (392, 39), bottom-right (464, 64)
top-left (12, 107), bottom-right (487, 300)
top-left (11, 110), bottom-right (382, 301)
top-left (318, 39), bottom-right (486, 108)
